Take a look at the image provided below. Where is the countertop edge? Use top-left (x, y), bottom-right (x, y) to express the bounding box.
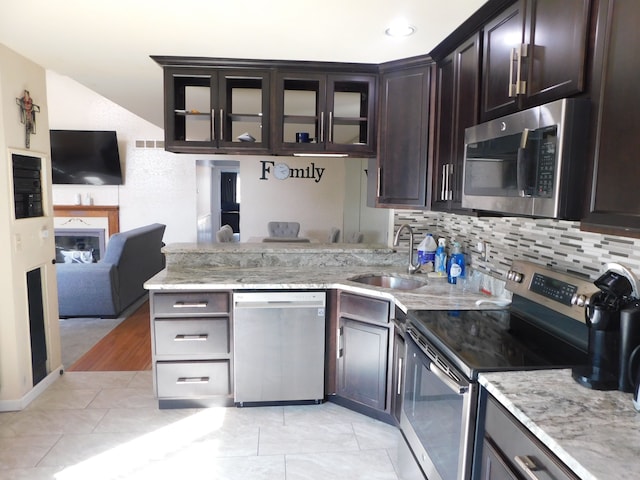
top-left (479, 372), bottom-right (599, 480)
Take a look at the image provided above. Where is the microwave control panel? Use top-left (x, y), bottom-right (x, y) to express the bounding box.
top-left (535, 126), bottom-right (557, 197)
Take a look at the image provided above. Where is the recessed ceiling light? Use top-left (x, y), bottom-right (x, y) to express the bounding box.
top-left (385, 20), bottom-right (416, 37)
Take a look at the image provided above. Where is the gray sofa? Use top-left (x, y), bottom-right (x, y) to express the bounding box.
top-left (57, 223), bottom-right (166, 318)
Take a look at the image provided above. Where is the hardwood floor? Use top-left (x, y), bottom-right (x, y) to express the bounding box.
top-left (67, 301), bottom-right (152, 371)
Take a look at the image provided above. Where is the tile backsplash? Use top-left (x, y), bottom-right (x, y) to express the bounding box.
top-left (393, 210), bottom-right (640, 282)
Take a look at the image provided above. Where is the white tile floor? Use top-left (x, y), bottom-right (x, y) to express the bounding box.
top-left (0, 371), bottom-right (425, 480)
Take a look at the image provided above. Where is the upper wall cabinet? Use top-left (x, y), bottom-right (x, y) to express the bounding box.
top-left (274, 71), bottom-right (377, 156)
top-left (432, 33), bottom-right (481, 213)
top-left (376, 59), bottom-right (434, 208)
top-left (481, 0), bottom-right (591, 121)
top-left (159, 64), bottom-right (272, 154)
top-left (581, 0), bottom-right (640, 238)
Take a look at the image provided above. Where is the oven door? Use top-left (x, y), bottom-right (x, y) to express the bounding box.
top-left (400, 328), bottom-right (477, 480)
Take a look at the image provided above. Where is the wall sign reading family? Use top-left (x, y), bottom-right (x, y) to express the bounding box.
top-left (259, 160), bottom-right (325, 183)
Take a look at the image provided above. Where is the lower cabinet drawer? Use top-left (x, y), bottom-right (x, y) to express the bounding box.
top-left (485, 395), bottom-right (578, 480)
top-left (156, 361), bottom-right (231, 398)
top-left (339, 292), bottom-right (390, 324)
top-left (154, 318), bottom-right (230, 356)
top-left (153, 292), bottom-right (230, 316)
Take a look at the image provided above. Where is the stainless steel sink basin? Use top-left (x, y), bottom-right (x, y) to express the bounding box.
top-left (348, 274), bottom-right (427, 290)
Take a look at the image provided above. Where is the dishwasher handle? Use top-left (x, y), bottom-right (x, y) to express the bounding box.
top-left (233, 292), bottom-right (326, 310)
top-left (234, 300), bottom-right (325, 309)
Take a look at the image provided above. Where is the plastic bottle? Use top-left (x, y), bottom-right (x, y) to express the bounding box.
top-left (417, 233), bottom-right (438, 269)
top-left (434, 238), bottom-right (447, 276)
top-left (447, 242), bottom-right (466, 284)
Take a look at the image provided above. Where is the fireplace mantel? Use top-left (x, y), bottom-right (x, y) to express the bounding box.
top-left (53, 205), bottom-right (120, 234)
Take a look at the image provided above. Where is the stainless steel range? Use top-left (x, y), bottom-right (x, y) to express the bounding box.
top-left (401, 260), bottom-right (597, 480)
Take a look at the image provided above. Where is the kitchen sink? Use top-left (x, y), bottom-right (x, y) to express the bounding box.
top-left (348, 274), bottom-right (427, 290)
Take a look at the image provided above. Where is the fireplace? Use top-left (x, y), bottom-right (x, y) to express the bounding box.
top-left (55, 228), bottom-right (106, 263)
top-left (53, 205), bottom-right (119, 264)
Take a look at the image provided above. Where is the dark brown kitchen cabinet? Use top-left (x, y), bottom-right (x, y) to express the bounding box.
top-left (391, 309), bottom-right (406, 424)
top-left (581, 0), bottom-right (640, 238)
top-left (433, 33), bottom-right (481, 212)
top-left (274, 71), bottom-right (376, 156)
top-left (476, 390), bottom-right (578, 480)
top-left (158, 64), bottom-right (271, 154)
top-left (337, 317), bottom-right (389, 411)
top-left (377, 59), bottom-right (435, 207)
top-left (334, 291), bottom-right (393, 420)
top-left (481, 0), bottom-right (591, 121)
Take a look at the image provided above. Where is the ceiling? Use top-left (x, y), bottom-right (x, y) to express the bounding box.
top-left (1, 0), bottom-right (487, 128)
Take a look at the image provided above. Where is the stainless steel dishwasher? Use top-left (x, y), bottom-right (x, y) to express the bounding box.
top-left (233, 291), bottom-right (326, 405)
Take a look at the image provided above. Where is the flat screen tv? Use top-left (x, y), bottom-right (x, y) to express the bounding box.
top-left (50, 130), bottom-right (123, 185)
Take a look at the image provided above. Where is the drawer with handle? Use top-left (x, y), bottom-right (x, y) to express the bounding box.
top-left (484, 395), bottom-right (578, 480)
top-left (339, 292), bottom-right (390, 324)
top-left (152, 292), bottom-right (230, 316)
top-left (156, 360), bottom-right (231, 398)
top-left (154, 318), bottom-right (230, 356)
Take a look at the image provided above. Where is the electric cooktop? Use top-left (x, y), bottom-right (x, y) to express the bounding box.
top-left (407, 305), bottom-right (588, 380)
top-left (406, 260), bottom-right (596, 380)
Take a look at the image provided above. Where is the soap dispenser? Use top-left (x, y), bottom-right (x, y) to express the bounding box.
top-left (434, 238), bottom-right (447, 276)
top-left (447, 242), bottom-right (465, 284)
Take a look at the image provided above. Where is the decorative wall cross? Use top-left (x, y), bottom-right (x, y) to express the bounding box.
top-left (16, 89), bottom-right (40, 149)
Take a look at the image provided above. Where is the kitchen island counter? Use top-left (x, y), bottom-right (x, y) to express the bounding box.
top-left (480, 369), bottom-right (640, 480)
top-left (162, 241), bottom-right (408, 269)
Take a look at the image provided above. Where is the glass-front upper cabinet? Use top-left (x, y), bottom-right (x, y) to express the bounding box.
top-left (163, 67), bottom-right (271, 153)
top-left (275, 72), bottom-right (376, 155)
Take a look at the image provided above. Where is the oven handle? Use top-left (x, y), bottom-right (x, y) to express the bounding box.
top-left (407, 327), bottom-right (469, 395)
top-left (427, 357), bottom-right (468, 395)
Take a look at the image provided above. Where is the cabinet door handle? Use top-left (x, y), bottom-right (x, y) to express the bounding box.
top-left (377, 167), bottom-right (382, 197)
top-left (440, 164), bottom-right (446, 200)
top-left (337, 326), bottom-right (342, 359)
top-left (174, 334), bottom-right (208, 341)
top-left (516, 43), bottom-right (528, 95)
top-left (397, 357), bottom-right (403, 395)
top-left (447, 163), bottom-right (454, 201)
top-left (211, 109), bottom-right (216, 141)
top-left (320, 111), bottom-right (325, 143)
top-left (509, 47), bottom-right (519, 97)
top-left (328, 111), bottom-right (333, 143)
top-left (220, 109), bottom-right (224, 141)
top-left (172, 301), bottom-right (209, 308)
top-left (514, 455), bottom-right (542, 480)
top-left (176, 376), bottom-right (210, 384)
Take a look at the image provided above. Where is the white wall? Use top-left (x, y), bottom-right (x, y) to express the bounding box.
top-left (0, 43), bottom-right (61, 408)
top-left (46, 71), bottom-right (198, 244)
top-left (239, 156), bottom-right (346, 241)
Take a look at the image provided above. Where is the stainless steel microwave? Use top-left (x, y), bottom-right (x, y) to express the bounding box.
top-left (461, 98), bottom-right (589, 219)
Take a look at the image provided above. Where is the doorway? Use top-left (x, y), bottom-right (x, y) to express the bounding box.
top-left (196, 160), bottom-right (241, 242)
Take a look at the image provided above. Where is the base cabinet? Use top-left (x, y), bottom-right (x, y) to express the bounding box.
top-left (391, 320), bottom-right (406, 424)
top-left (337, 317), bottom-right (389, 410)
top-left (150, 290), bottom-right (233, 408)
top-left (475, 389), bottom-right (578, 480)
top-left (334, 291), bottom-right (397, 421)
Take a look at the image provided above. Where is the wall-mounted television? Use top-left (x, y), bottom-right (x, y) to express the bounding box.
top-left (50, 130), bottom-right (123, 185)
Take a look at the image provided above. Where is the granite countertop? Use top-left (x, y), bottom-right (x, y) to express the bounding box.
top-left (162, 242), bottom-right (398, 254)
top-left (480, 370), bottom-right (640, 480)
top-left (145, 264), bottom-right (500, 311)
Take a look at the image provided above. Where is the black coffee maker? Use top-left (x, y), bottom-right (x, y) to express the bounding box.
top-left (572, 266), bottom-right (640, 391)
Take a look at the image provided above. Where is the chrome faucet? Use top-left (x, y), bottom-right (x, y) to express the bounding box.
top-left (393, 224), bottom-right (421, 274)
